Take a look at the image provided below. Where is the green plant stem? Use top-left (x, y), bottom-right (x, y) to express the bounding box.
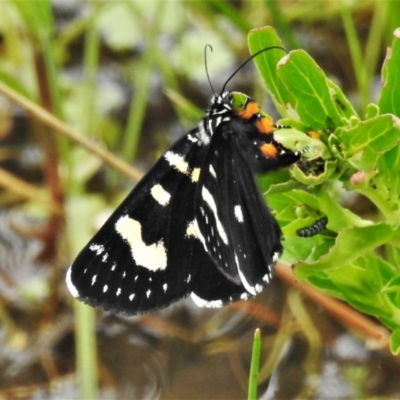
top-left (248, 328), bottom-right (261, 400)
top-left (122, 2), bottom-right (166, 162)
top-left (340, 5), bottom-right (369, 110)
top-left (74, 302), bottom-right (98, 400)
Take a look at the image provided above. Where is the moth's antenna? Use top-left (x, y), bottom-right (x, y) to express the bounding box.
top-left (221, 46), bottom-right (288, 94)
top-left (204, 44), bottom-right (216, 95)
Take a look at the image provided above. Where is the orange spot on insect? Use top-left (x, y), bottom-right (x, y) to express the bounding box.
top-left (256, 117), bottom-right (274, 134)
top-left (260, 143), bottom-right (278, 158)
top-left (239, 100), bottom-right (260, 119)
top-left (308, 131), bottom-right (320, 139)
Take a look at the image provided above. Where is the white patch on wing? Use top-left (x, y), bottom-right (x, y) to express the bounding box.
top-left (255, 283), bottom-right (264, 293)
top-left (263, 273), bottom-right (271, 283)
top-left (193, 219), bottom-right (208, 252)
top-left (191, 168), bottom-right (200, 182)
top-left (186, 220), bottom-right (200, 239)
top-left (209, 164), bottom-right (217, 179)
top-left (65, 267), bottom-right (79, 298)
top-left (191, 292), bottom-right (224, 308)
top-left (89, 243), bottom-right (104, 255)
top-left (235, 253), bottom-right (256, 296)
top-left (187, 134), bottom-right (198, 143)
top-left (164, 151), bottom-right (190, 175)
top-left (115, 216), bottom-right (167, 271)
top-left (150, 184), bottom-right (171, 206)
top-left (201, 186), bottom-right (228, 245)
top-left (164, 151), bottom-right (200, 182)
top-left (163, 283), bottom-right (167, 292)
top-left (196, 122), bottom-right (211, 145)
top-left (234, 205), bottom-right (244, 223)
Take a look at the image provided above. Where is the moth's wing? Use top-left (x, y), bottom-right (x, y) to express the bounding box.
top-left (195, 125), bottom-right (283, 298)
top-left (190, 238), bottom-right (250, 308)
top-left (67, 132), bottom-right (211, 315)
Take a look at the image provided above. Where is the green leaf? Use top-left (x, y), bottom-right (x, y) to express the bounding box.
top-left (336, 114), bottom-right (400, 170)
top-left (248, 26), bottom-right (294, 116)
top-left (378, 28), bottom-right (400, 117)
top-left (390, 329), bottom-right (400, 355)
top-left (276, 50), bottom-right (343, 129)
top-left (326, 79), bottom-right (359, 121)
top-left (294, 224), bottom-right (395, 280)
top-left (273, 128), bottom-right (330, 160)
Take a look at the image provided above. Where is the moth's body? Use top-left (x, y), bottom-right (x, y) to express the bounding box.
top-left (66, 90), bottom-right (304, 315)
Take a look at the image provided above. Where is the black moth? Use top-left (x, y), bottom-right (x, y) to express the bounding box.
top-left (66, 47), bottom-right (320, 315)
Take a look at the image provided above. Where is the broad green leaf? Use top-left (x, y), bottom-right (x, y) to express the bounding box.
top-left (276, 50), bottom-right (343, 130)
top-left (294, 223), bottom-right (395, 279)
top-left (281, 234), bottom-right (333, 265)
top-left (336, 114), bottom-right (400, 170)
top-left (326, 79), bottom-right (359, 121)
top-left (316, 184), bottom-right (372, 231)
top-left (248, 26), bottom-right (295, 116)
top-left (378, 28), bottom-right (400, 117)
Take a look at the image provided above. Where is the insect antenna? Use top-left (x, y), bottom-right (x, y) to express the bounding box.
top-left (204, 44), bottom-right (216, 95)
top-left (221, 46), bottom-right (287, 94)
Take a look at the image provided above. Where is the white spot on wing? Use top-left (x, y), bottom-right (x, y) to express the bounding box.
top-left (163, 283), bottom-right (167, 292)
top-left (201, 186), bottom-right (228, 245)
top-left (115, 216), bottom-right (167, 271)
top-left (234, 205), bottom-right (244, 223)
top-left (91, 275), bottom-right (97, 286)
top-left (191, 168), bottom-right (200, 182)
top-left (164, 151), bottom-right (190, 175)
top-left (240, 293), bottom-right (249, 301)
top-left (129, 294), bottom-right (135, 301)
top-left (235, 253), bottom-right (256, 296)
top-left (255, 283), bottom-right (264, 293)
top-left (186, 220), bottom-right (200, 239)
top-left (150, 184), bottom-right (171, 206)
top-left (89, 243), bottom-right (104, 255)
top-left (209, 164), bottom-right (217, 179)
top-left (103, 285), bottom-right (108, 293)
top-left (102, 253), bottom-right (109, 262)
top-left (116, 288), bottom-right (121, 296)
top-left (193, 219), bottom-right (207, 251)
top-left (273, 252), bottom-right (280, 263)
top-left (146, 289), bottom-right (151, 298)
top-left (65, 267), bottom-right (79, 298)
top-left (187, 134), bottom-right (198, 143)
top-left (191, 292), bottom-right (224, 308)
top-left (196, 122), bottom-right (210, 145)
